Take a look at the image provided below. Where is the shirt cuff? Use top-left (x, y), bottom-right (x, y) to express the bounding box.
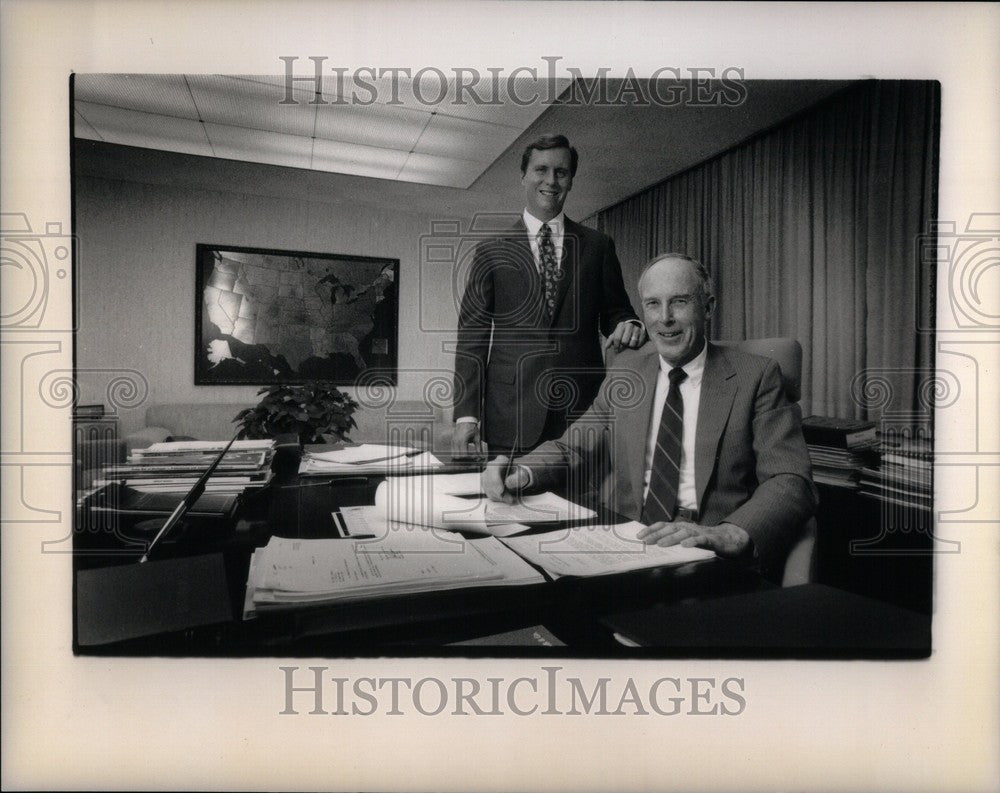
top-left (456, 416), bottom-right (478, 425)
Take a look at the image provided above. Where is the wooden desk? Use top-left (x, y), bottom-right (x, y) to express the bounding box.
top-left (814, 482), bottom-right (933, 614)
top-left (72, 466), bottom-right (771, 656)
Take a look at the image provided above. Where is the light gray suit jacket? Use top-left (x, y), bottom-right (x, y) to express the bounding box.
top-left (520, 342), bottom-right (818, 579)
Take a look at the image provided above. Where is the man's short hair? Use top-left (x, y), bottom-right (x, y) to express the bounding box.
top-left (639, 252), bottom-right (714, 299)
top-left (520, 134), bottom-right (579, 177)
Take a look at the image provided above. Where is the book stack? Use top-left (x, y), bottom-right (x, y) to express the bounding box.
top-left (801, 416), bottom-right (878, 489)
top-left (100, 439), bottom-right (276, 494)
top-left (859, 438), bottom-right (933, 510)
top-left (72, 403), bottom-right (106, 421)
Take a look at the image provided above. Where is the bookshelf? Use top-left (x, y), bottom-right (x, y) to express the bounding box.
top-left (803, 416), bottom-right (934, 614)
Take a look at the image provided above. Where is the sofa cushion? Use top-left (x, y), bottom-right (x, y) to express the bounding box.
top-left (144, 403), bottom-right (250, 441)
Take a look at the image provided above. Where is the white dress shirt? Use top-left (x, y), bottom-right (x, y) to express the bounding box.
top-left (522, 209), bottom-right (565, 272)
top-left (642, 341), bottom-right (708, 512)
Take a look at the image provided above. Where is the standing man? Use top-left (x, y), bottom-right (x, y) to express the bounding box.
top-left (452, 134), bottom-right (646, 457)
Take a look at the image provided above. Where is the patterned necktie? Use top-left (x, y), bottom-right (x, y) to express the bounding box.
top-left (641, 367), bottom-right (688, 524)
top-left (537, 222), bottom-right (558, 320)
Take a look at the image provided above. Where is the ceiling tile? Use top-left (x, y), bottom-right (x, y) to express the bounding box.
top-left (74, 101), bottom-right (213, 158)
top-left (313, 102), bottom-right (428, 151)
top-left (311, 137), bottom-right (409, 181)
top-left (430, 77), bottom-right (572, 127)
top-left (412, 114), bottom-right (518, 162)
top-left (73, 109), bottom-right (102, 141)
top-left (74, 74), bottom-right (199, 119)
top-left (397, 152), bottom-right (486, 189)
top-left (227, 74), bottom-right (315, 100)
top-left (187, 75), bottom-right (317, 138)
top-left (204, 124), bottom-right (313, 170)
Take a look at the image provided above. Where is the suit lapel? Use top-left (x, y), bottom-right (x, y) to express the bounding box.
top-left (510, 218), bottom-right (538, 281)
top-left (695, 343), bottom-right (737, 510)
top-left (620, 348), bottom-right (661, 511)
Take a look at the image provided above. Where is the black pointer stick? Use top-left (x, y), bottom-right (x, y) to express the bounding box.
top-left (138, 432), bottom-right (242, 564)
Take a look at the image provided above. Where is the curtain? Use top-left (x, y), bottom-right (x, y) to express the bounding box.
top-left (594, 81), bottom-right (939, 420)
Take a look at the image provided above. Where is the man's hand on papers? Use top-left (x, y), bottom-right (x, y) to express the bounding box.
top-left (483, 455), bottom-right (530, 505)
top-left (451, 421), bottom-right (483, 460)
top-left (637, 520), bottom-right (751, 558)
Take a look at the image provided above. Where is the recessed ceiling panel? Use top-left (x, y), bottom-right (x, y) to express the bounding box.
top-left (204, 124), bottom-right (313, 170)
top-left (74, 101), bottom-right (213, 158)
top-left (73, 75), bottom-right (854, 202)
top-left (74, 74), bottom-right (199, 119)
top-left (188, 75), bottom-right (317, 138)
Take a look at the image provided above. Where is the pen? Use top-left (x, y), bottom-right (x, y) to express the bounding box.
top-left (502, 432), bottom-right (518, 499)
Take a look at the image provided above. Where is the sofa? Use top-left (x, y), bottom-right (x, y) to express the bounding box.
top-left (124, 400), bottom-right (455, 454)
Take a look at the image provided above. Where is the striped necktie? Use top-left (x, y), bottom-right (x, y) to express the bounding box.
top-left (641, 366), bottom-right (688, 524)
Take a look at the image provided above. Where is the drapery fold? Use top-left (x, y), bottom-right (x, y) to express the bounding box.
top-left (593, 81), bottom-right (939, 419)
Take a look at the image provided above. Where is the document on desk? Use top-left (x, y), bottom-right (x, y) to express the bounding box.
top-left (299, 446), bottom-right (444, 476)
top-left (339, 504), bottom-right (529, 539)
top-left (374, 476), bottom-right (595, 532)
top-left (244, 530), bottom-right (545, 614)
top-left (499, 521), bottom-right (715, 578)
top-left (144, 439), bottom-right (275, 454)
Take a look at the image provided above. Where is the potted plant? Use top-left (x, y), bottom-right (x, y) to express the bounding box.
top-left (233, 382), bottom-right (358, 444)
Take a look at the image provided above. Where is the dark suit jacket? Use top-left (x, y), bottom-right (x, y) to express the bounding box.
top-left (520, 342), bottom-right (818, 579)
top-left (453, 217), bottom-right (638, 449)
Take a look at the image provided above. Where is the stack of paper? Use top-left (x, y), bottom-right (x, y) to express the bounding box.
top-left (244, 530), bottom-right (545, 614)
top-left (98, 439), bottom-right (275, 493)
top-left (299, 444), bottom-right (444, 476)
top-left (500, 522), bottom-right (715, 578)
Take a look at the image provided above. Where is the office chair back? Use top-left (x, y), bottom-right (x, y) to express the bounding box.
top-left (714, 337), bottom-right (814, 587)
top-left (714, 337), bottom-right (802, 402)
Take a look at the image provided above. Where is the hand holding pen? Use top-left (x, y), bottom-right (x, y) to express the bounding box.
top-left (482, 454), bottom-right (530, 504)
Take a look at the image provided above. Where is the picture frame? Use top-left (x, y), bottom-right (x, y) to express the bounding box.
top-left (195, 243), bottom-right (399, 385)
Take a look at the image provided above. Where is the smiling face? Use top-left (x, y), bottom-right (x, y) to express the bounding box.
top-left (521, 147), bottom-right (573, 222)
top-left (640, 256), bottom-right (715, 367)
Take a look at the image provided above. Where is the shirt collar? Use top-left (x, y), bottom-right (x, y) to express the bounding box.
top-left (523, 209), bottom-right (564, 239)
top-left (658, 339), bottom-right (708, 386)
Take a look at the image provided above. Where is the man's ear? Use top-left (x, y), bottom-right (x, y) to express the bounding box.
top-left (704, 293), bottom-right (717, 319)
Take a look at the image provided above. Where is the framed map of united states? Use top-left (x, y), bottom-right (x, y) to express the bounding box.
top-left (195, 243), bottom-right (399, 385)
